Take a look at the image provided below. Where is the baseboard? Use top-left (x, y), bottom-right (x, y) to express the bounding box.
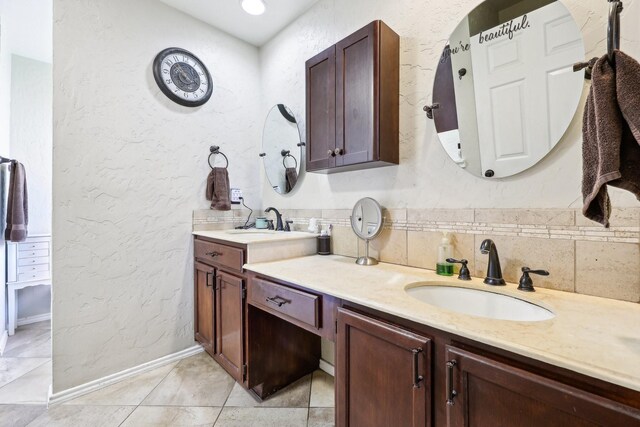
top-left (0, 330), bottom-right (8, 356)
top-left (319, 358), bottom-right (335, 376)
top-left (48, 344), bottom-right (203, 407)
top-left (17, 313), bottom-right (51, 327)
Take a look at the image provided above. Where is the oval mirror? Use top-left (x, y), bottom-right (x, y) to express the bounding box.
top-left (351, 197), bottom-right (383, 266)
top-left (432, 0), bottom-right (585, 178)
top-left (261, 104), bottom-right (303, 194)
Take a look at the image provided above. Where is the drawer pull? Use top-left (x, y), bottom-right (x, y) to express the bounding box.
top-left (266, 296), bottom-right (290, 307)
top-left (205, 251), bottom-right (220, 257)
top-left (446, 360), bottom-right (457, 406)
top-left (412, 348), bottom-right (424, 389)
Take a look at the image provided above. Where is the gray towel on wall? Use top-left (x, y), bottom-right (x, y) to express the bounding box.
top-left (5, 161), bottom-right (28, 242)
top-left (208, 167), bottom-right (231, 211)
top-left (285, 167), bottom-right (298, 193)
top-left (582, 50), bottom-right (640, 227)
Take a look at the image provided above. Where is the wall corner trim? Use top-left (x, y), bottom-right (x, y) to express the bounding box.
top-left (48, 345), bottom-right (204, 407)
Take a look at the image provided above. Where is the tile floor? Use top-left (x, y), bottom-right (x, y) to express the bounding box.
top-left (0, 325), bottom-right (336, 427)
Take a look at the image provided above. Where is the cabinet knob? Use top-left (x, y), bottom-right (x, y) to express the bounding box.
top-left (327, 149), bottom-right (336, 157)
top-left (334, 148), bottom-right (344, 155)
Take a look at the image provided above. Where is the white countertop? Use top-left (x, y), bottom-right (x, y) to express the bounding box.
top-left (244, 254), bottom-right (640, 392)
top-left (193, 230), bottom-right (317, 245)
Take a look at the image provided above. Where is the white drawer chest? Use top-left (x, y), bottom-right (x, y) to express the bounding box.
top-left (6, 235), bottom-right (51, 335)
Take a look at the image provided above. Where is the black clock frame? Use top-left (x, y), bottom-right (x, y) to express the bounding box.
top-left (153, 47), bottom-right (213, 107)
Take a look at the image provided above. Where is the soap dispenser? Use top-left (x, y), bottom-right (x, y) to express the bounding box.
top-left (436, 232), bottom-right (454, 276)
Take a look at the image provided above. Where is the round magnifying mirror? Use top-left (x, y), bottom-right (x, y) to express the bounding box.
top-left (351, 197), bottom-right (383, 265)
top-left (432, 0), bottom-right (585, 178)
top-left (261, 104), bottom-right (302, 194)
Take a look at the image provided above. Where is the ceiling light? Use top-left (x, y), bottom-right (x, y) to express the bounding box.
top-left (241, 0), bottom-right (266, 15)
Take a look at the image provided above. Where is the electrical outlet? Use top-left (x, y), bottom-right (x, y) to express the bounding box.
top-left (230, 188), bottom-right (242, 204)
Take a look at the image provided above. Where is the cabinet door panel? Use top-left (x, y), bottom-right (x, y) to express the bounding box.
top-left (215, 271), bottom-right (245, 382)
top-left (337, 308), bottom-right (431, 427)
top-left (445, 345), bottom-right (640, 427)
top-left (306, 45), bottom-right (336, 171)
top-left (336, 23), bottom-right (376, 167)
top-left (194, 262), bottom-right (215, 356)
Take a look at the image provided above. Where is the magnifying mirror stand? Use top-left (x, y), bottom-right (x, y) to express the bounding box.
top-left (356, 239), bottom-right (378, 266)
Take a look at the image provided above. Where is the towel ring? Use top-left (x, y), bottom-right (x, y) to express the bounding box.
top-left (208, 145), bottom-right (229, 169)
top-left (281, 149), bottom-right (298, 169)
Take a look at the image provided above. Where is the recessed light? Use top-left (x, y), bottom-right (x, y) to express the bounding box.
top-left (241, 0), bottom-right (266, 15)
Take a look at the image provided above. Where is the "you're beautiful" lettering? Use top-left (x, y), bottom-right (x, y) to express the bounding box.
top-left (478, 14), bottom-right (531, 44)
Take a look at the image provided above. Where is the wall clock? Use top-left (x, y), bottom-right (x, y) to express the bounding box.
top-left (153, 47), bottom-right (213, 107)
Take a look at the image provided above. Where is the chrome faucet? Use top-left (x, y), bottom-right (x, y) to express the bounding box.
top-left (479, 239), bottom-right (505, 286)
top-left (264, 207), bottom-right (284, 231)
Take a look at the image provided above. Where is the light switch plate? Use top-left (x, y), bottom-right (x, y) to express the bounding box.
top-left (230, 188), bottom-right (242, 204)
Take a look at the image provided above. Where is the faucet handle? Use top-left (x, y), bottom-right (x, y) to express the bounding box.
top-left (284, 220), bottom-right (293, 232)
top-left (446, 258), bottom-right (471, 281)
top-left (518, 267), bottom-right (550, 292)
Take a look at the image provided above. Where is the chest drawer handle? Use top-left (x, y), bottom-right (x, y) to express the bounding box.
top-left (266, 296), bottom-right (290, 307)
top-left (205, 251), bottom-right (220, 257)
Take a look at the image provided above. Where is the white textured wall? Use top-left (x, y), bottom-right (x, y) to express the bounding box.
top-left (52, 0), bottom-right (261, 392)
top-left (260, 0), bottom-right (640, 210)
top-left (10, 55), bottom-right (52, 319)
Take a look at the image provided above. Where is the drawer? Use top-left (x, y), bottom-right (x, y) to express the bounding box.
top-left (18, 271), bottom-right (50, 282)
top-left (18, 256), bottom-right (49, 267)
top-left (18, 241), bottom-right (49, 251)
top-left (194, 239), bottom-right (244, 272)
top-left (17, 249), bottom-right (49, 259)
top-left (250, 277), bottom-right (320, 329)
top-left (18, 263), bottom-right (50, 274)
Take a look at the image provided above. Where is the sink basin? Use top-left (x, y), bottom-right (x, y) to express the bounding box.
top-left (406, 285), bottom-right (554, 321)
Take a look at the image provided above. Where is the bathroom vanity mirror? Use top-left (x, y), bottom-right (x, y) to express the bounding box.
top-left (351, 197), bottom-right (383, 265)
top-left (432, 0), bottom-right (585, 178)
top-left (261, 104), bottom-right (303, 194)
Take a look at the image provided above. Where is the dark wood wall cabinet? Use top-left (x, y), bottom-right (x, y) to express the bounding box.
top-left (305, 20), bottom-right (400, 173)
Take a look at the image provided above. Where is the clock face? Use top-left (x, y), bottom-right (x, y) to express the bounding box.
top-left (153, 48), bottom-right (213, 107)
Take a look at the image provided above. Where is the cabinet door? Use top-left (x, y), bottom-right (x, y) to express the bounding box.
top-left (215, 270), bottom-right (245, 382)
top-left (337, 308), bottom-right (432, 427)
top-left (335, 22), bottom-right (376, 167)
top-left (194, 262), bottom-right (215, 356)
top-left (445, 345), bottom-right (640, 427)
top-left (306, 45), bottom-right (336, 171)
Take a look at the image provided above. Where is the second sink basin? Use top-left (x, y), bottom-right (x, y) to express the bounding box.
top-left (406, 284), bottom-right (554, 322)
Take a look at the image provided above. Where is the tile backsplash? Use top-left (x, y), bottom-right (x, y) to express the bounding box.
top-left (194, 207), bottom-right (640, 303)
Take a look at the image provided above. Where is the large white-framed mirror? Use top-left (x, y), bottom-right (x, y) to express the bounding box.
top-left (432, 0), bottom-right (585, 178)
top-left (261, 104), bottom-right (303, 194)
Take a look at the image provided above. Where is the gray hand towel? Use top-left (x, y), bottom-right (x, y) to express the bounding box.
top-left (5, 161), bottom-right (28, 242)
top-left (285, 167), bottom-right (298, 193)
top-left (209, 167), bottom-right (231, 211)
top-left (582, 51), bottom-right (640, 227)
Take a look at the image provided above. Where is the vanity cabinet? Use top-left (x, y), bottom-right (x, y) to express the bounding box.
top-left (215, 271), bottom-right (245, 382)
top-left (194, 236), bottom-right (247, 384)
top-left (444, 345), bottom-right (640, 427)
top-left (305, 20), bottom-right (399, 174)
top-left (194, 261), bottom-right (215, 356)
top-left (333, 304), bottom-right (640, 427)
top-left (336, 308), bottom-right (431, 427)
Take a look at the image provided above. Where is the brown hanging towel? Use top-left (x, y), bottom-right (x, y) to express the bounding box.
top-left (5, 161), bottom-right (28, 242)
top-left (582, 50), bottom-right (640, 227)
top-left (209, 167), bottom-right (231, 211)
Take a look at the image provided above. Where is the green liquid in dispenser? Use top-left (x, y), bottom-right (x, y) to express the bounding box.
top-left (436, 263), bottom-right (454, 276)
